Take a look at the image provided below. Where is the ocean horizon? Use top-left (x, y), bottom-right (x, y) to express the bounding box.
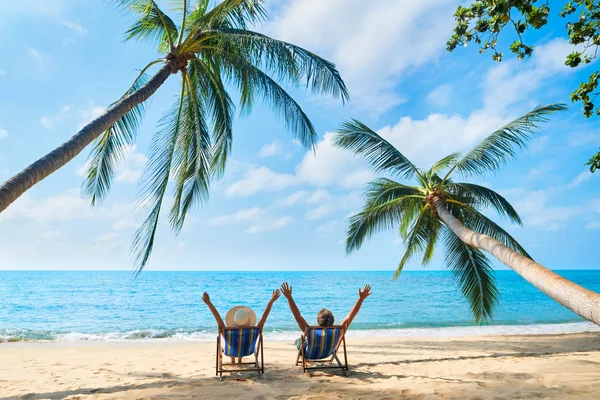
top-left (1, 270), bottom-right (599, 342)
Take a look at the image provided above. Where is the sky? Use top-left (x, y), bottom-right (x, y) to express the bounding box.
top-left (0, 0), bottom-right (598, 272)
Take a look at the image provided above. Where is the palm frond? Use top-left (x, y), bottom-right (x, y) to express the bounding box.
top-left (443, 226), bottom-right (499, 323)
top-left (188, 57), bottom-right (235, 177)
top-left (394, 207), bottom-right (439, 279)
top-left (82, 71), bottom-right (150, 206)
top-left (346, 180), bottom-right (425, 254)
top-left (452, 104), bottom-right (567, 177)
top-left (119, 0), bottom-right (178, 52)
top-left (447, 182), bottom-right (522, 225)
top-left (218, 50), bottom-right (317, 148)
top-left (458, 206), bottom-right (532, 259)
top-left (132, 85), bottom-right (186, 274)
top-left (190, 0), bottom-right (267, 31)
top-left (429, 152), bottom-right (461, 177)
top-left (210, 29), bottom-right (349, 102)
top-left (334, 120), bottom-right (422, 180)
top-left (169, 71), bottom-right (212, 231)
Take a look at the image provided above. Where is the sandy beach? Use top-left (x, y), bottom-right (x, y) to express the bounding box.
top-left (1, 332), bottom-right (599, 399)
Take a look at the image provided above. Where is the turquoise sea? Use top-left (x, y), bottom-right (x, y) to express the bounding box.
top-left (1, 270), bottom-right (599, 342)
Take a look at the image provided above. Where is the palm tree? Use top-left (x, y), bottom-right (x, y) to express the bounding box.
top-left (334, 104), bottom-right (600, 325)
top-left (0, 0), bottom-right (348, 272)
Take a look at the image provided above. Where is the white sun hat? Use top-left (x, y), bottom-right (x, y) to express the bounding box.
top-left (225, 306), bottom-right (257, 327)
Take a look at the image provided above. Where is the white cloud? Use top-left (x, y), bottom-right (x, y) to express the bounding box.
top-left (177, 242), bottom-right (186, 250)
top-left (305, 191), bottom-right (363, 221)
top-left (268, 0), bottom-right (456, 110)
top-left (113, 218), bottom-right (137, 231)
top-left (510, 189), bottom-right (585, 231)
top-left (27, 46), bottom-right (45, 69)
top-left (277, 190), bottom-right (310, 207)
top-left (586, 221), bottom-right (600, 230)
top-left (40, 105), bottom-right (71, 129)
top-left (246, 216), bottom-right (294, 234)
top-left (567, 170), bottom-right (593, 188)
top-left (0, 129), bottom-right (8, 139)
top-left (259, 141), bottom-right (281, 157)
top-left (57, 17), bottom-right (86, 33)
top-left (427, 84), bottom-right (453, 107)
top-left (0, 188), bottom-right (129, 223)
top-left (307, 189), bottom-right (331, 203)
top-left (0, 70), bottom-right (6, 76)
top-left (77, 144), bottom-right (146, 184)
top-left (296, 132), bottom-right (373, 189)
top-left (316, 220), bottom-right (340, 233)
top-left (209, 207), bottom-right (263, 226)
top-left (114, 145), bottom-right (147, 183)
top-left (41, 230), bottom-right (62, 239)
top-left (568, 132), bottom-right (600, 148)
top-left (78, 106), bottom-right (105, 130)
top-left (227, 166), bottom-right (297, 197)
top-left (293, 38), bottom-right (581, 189)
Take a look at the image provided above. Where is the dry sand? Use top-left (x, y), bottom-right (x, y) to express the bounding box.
top-left (1, 332), bottom-right (599, 399)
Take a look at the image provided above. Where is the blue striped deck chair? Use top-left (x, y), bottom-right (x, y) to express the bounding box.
top-left (216, 327), bottom-right (264, 380)
top-left (296, 326), bottom-right (348, 376)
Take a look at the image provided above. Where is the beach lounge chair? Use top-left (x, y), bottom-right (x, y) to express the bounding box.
top-left (295, 326), bottom-right (348, 376)
top-left (216, 327), bottom-right (264, 380)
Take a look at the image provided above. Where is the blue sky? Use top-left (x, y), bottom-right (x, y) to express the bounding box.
top-left (0, 0), bottom-right (598, 271)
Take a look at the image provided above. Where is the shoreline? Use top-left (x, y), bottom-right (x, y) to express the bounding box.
top-left (1, 331), bottom-right (599, 399)
top-left (2, 321), bottom-right (598, 344)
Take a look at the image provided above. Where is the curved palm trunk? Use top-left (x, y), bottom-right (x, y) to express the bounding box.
top-left (0, 61), bottom-right (177, 214)
top-left (434, 199), bottom-right (600, 326)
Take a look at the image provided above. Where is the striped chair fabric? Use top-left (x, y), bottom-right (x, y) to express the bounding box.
top-left (304, 327), bottom-right (344, 360)
top-left (222, 327), bottom-right (260, 358)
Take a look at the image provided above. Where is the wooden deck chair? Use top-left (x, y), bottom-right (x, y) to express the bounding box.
top-left (295, 326), bottom-right (348, 376)
top-left (216, 327), bottom-right (264, 380)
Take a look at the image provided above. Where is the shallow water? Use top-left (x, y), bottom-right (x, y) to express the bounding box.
top-left (0, 270), bottom-right (599, 342)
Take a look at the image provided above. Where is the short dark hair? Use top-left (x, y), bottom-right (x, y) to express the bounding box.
top-left (317, 309), bottom-right (335, 327)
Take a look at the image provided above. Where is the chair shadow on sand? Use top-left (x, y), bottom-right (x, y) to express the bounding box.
top-left (2, 333), bottom-right (599, 400)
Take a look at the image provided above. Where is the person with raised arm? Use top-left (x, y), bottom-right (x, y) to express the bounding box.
top-left (280, 282), bottom-right (372, 350)
top-left (203, 290), bottom-right (280, 365)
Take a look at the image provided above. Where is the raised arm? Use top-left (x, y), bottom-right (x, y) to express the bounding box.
top-left (281, 282), bottom-right (308, 332)
top-left (258, 289), bottom-right (281, 328)
top-left (341, 285), bottom-right (372, 329)
top-left (202, 292), bottom-right (225, 331)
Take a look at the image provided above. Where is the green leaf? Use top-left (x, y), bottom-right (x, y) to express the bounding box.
top-left (333, 120), bottom-right (422, 180)
top-left (443, 226), bottom-right (499, 323)
top-left (82, 71), bottom-right (150, 206)
top-left (453, 104), bottom-right (567, 177)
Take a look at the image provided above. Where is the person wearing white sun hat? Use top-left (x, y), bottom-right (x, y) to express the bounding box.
top-left (203, 289), bottom-right (280, 365)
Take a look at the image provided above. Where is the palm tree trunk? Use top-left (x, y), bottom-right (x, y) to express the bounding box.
top-left (0, 61), bottom-right (177, 214)
top-left (434, 199), bottom-right (600, 326)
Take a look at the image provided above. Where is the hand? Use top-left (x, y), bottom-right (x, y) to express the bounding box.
top-left (281, 282), bottom-right (293, 299)
top-left (202, 292), bottom-right (211, 304)
top-left (358, 285), bottom-right (372, 300)
top-left (270, 289), bottom-right (281, 302)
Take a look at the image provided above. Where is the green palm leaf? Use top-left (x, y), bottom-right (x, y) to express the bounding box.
top-left (346, 179), bottom-right (425, 254)
top-left (187, 57), bottom-right (234, 176)
top-left (82, 72), bottom-right (150, 206)
top-left (132, 85), bottom-right (186, 274)
top-left (211, 29), bottom-right (349, 102)
top-left (429, 152), bottom-right (461, 176)
top-left (451, 104), bottom-right (567, 177)
top-left (169, 71), bottom-right (212, 231)
top-left (443, 226), bottom-right (498, 323)
top-left (334, 120), bottom-right (422, 180)
top-left (118, 0), bottom-right (179, 52)
top-left (218, 50), bottom-right (317, 147)
top-left (394, 207), bottom-right (440, 278)
top-left (447, 182), bottom-right (522, 225)
top-left (458, 206), bottom-right (531, 258)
